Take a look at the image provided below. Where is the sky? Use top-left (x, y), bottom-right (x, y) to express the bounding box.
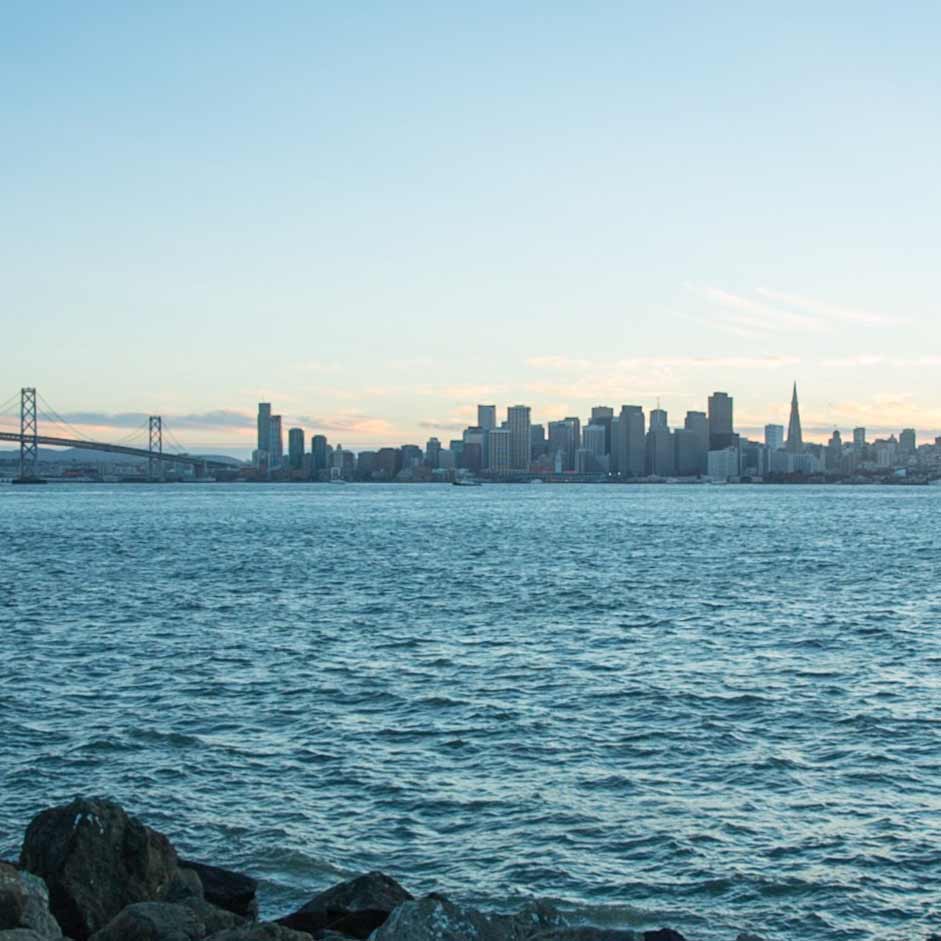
top-left (3, 2), bottom-right (940, 455)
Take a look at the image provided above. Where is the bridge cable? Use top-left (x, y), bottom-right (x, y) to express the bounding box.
top-left (36, 393), bottom-right (100, 443)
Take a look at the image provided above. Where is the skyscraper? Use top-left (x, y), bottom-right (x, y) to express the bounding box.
top-left (683, 411), bottom-right (709, 474)
top-left (853, 427), bottom-right (867, 448)
top-left (311, 434), bottom-right (328, 478)
top-left (287, 427), bottom-right (305, 471)
top-left (900, 428), bottom-right (916, 453)
top-left (708, 392), bottom-right (735, 450)
top-left (425, 437), bottom-right (442, 468)
top-left (764, 424), bottom-right (784, 450)
top-left (614, 405), bottom-right (645, 478)
top-left (590, 406), bottom-right (614, 456)
top-left (786, 382), bottom-right (803, 453)
top-left (477, 405), bottom-right (497, 430)
top-left (507, 405), bottom-right (531, 471)
top-left (269, 415), bottom-right (284, 469)
top-left (489, 427), bottom-right (512, 472)
top-left (256, 402), bottom-right (271, 468)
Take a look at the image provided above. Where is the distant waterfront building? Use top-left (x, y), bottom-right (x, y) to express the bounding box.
top-left (786, 382), bottom-right (803, 453)
top-left (507, 405), bottom-right (531, 471)
top-left (256, 402), bottom-right (272, 470)
top-left (437, 449), bottom-right (455, 470)
top-left (707, 446), bottom-right (740, 481)
top-left (646, 408), bottom-right (674, 476)
top-left (462, 426), bottom-right (486, 473)
top-left (530, 423), bottom-right (547, 460)
top-left (583, 424), bottom-right (606, 459)
top-left (489, 427), bottom-right (512, 472)
top-left (548, 418), bottom-right (579, 471)
top-left (683, 411), bottom-right (709, 474)
top-left (400, 444), bottom-right (423, 470)
top-left (853, 427), bottom-right (867, 449)
top-left (287, 427), bottom-right (305, 471)
top-left (356, 451), bottom-right (376, 480)
top-left (826, 430), bottom-right (843, 471)
top-left (673, 429), bottom-right (700, 476)
top-left (649, 408), bottom-right (668, 433)
top-left (311, 434), bottom-right (328, 478)
top-left (376, 447), bottom-right (402, 479)
top-left (269, 415), bottom-right (284, 469)
top-left (707, 392), bottom-right (735, 450)
top-left (614, 405), bottom-right (646, 478)
top-left (477, 405), bottom-right (497, 431)
top-left (590, 406), bottom-right (614, 455)
top-left (764, 424), bottom-right (784, 451)
top-left (425, 437), bottom-right (442, 469)
top-left (900, 428), bottom-right (916, 454)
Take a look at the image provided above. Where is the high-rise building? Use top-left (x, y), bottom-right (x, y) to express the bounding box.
top-left (590, 406), bottom-right (614, 455)
top-left (530, 424), bottom-right (547, 460)
top-left (356, 451), bottom-right (377, 480)
top-left (477, 405), bottom-right (497, 431)
top-left (269, 415), bottom-right (283, 469)
top-left (900, 428), bottom-right (916, 453)
top-left (764, 424), bottom-right (784, 450)
top-left (853, 427), bottom-right (867, 448)
top-left (786, 382), bottom-right (803, 453)
top-left (614, 405), bottom-right (646, 478)
top-left (489, 427), bottom-right (512, 472)
top-left (376, 447), bottom-right (402, 479)
top-left (708, 392), bottom-right (735, 450)
top-left (425, 437), bottom-right (442, 469)
top-left (287, 427), bottom-right (305, 471)
top-left (463, 426), bottom-right (486, 472)
top-left (826, 430), bottom-right (843, 471)
top-left (649, 408), bottom-right (669, 433)
top-left (507, 405), bottom-right (531, 471)
top-left (673, 429), bottom-right (701, 476)
top-left (684, 411), bottom-right (709, 474)
top-left (548, 418), bottom-right (580, 471)
top-left (311, 434), bottom-right (328, 478)
top-left (646, 425), bottom-right (675, 476)
top-left (256, 403), bottom-right (272, 469)
top-left (401, 445), bottom-right (423, 470)
top-left (583, 424), bottom-right (606, 458)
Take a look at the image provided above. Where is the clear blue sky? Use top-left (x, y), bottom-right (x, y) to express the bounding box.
top-left (3, 2), bottom-right (939, 453)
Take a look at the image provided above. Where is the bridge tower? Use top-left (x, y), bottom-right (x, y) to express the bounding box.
top-left (19, 387), bottom-right (38, 480)
top-left (148, 416), bottom-right (163, 481)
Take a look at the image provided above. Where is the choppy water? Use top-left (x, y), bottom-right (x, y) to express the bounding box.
top-left (2, 483), bottom-right (940, 940)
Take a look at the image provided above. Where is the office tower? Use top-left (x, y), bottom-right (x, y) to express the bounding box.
top-left (583, 424), bottom-right (606, 458)
top-left (425, 437), bottom-right (442, 469)
top-left (548, 419), bottom-right (579, 472)
top-left (489, 427), bottom-right (512, 472)
top-left (256, 403), bottom-right (271, 468)
top-left (708, 392), bottom-right (735, 450)
top-left (614, 405), bottom-right (646, 478)
top-left (449, 439), bottom-right (465, 466)
top-left (649, 408), bottom-right (668, 433)
top-left (853, 427), bottom-right (867, 448)
top-left (437, 449), bottom-right (455, 470)
top-left (269, 415), bottom-right (283, 469)
top-left (765, 424), bottom-right (784, 450)
top-left (356, 451), bottom-right (376, 480)
top-left (463, 426), bottom-right (486, 472)
top-left (376, 447), bottom-right (402, 479)
top-left (530, 424), bottom-right (547, 460)
top-left (900, 428), bottom-right (916, 453)
top-left (826, 430), bottom-right (843, 471)
top-left (590, 406), bottom-right (614, 455)
top-left (786, 382), bottom-right (803, 453)
top-left (646, 416), bottom-right (675, 477)
top-left (564, 416), bottom-right (581, 451)
top-left (311, 434), bottom-right (328, 478)
top-left (287, 427), bottom-right (305, 471)
top-left (401, 444), bottom-right (423, 470)
top-left (507, 405), bottom-right (531, 470)
top-left (477, 405), bottom-right (497, 431)
top-left (673, 429), bottom-right (699, 476)
top-left (684, 411), bottom-right (709, 475)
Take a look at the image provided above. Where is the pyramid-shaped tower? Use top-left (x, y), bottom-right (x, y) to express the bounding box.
top-left (786, 382), bottom-right (803, 453)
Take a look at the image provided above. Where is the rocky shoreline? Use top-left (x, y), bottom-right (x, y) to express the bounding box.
top-left (1, 798), bottom-right (764, 941)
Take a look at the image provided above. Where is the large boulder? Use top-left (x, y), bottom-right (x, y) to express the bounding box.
top-left (531, 930), bottom-right (636, 941)
top-left (277, 872), bottom-right (412, 939)
top-left (88, 902), bottom-right (204, 941)
top-left (0, 932), bottom-right (55, 941)
top-left (204, 925), bottom-right (313, 941)
top-left (369, 896), bottom-right (522, 941)
top-left (19, 798), bottom-right (179, 941)
top-left (0, 863), bottom-right (61, 938)
top-left (179, 862), bottom-right (258, 921)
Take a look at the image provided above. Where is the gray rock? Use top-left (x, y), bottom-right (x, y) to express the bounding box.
top-left (735, 933), bottom-right (766, 941)
top-left (531, 931), bottom-right (636, 941)
top-left (0, 863), bottom-right (61, 938)
top-left (0, 932), bottom-right (54, 941)
top-left (183, 899), bottom-right (246, 936)
top-left (204, 925), bottom-right (314, 941)
top-left (88, 902), bottom-right (204, 941)
top-left (369, 896), bottom-right (540, 941)
top-left (279, 871), bottom-right (412, 938)
top-left (179, 862), bottom-right (258, 921)
top-left (164, 870), bottom-right (206, 904)
top-left (19, 798), bottom-right (179, 941)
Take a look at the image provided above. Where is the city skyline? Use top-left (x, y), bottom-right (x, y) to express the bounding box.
top-left (4, 5), bottom-right (941, 448)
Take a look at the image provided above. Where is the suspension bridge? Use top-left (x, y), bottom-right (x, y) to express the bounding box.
top-left (1, 388), bottom-right (237, 482)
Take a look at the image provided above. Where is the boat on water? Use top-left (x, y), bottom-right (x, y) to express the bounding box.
top-left (452, 477), bottom-right (481, 487)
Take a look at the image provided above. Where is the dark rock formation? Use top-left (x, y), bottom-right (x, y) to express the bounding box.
top-left (277, 871), bottom-right (412, 939)
top-left (531, 930), bottom-right (637, 941)
top-left (179, 862), bottom-right (258, 921)
top-left (0, 863), bottom-right (61, 938)
top-left (204, 925), bottom-right (314, 941)
top-left (19, 798), bottom-right (179, 941)
top-left (88, 902), bottom-right (204, 941)
top-left (0, 931), bottom-right (57, 941)
top-left (643, 931), bottom-right (687, 941)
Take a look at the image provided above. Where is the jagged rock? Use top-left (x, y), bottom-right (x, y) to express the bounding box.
top-left (277, 872), bottom-right (412, 939)
top-left (204, 925), bottom-right (313, 941)
top-left (0, 863), bottom-right (61, 938)
top-left (368, 895), bottom-right (570, 941)
top-left (88, 902), bottom-right (204, 941)
top-left (643, 931), bottom-right (686, 941)
top-left (183, 899), bottom-right (246, 936)
top-left (179, 862), bottom-right (258, 921)
top-left (531, 931), bottom-right (636, 941)
top-left (735, 933), bottom-right (766, 941)
top-left (164, 870), bottom-right (205, 904)
top-left (19, 798), bottom-right (179, 941)
top-left (0, 931), bottom-right (56, 941)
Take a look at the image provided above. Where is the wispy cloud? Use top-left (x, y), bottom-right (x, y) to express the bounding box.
top-left (755, 288), bottom-right (903, 326)
top-left (54, 410), bottom-right (255, 431)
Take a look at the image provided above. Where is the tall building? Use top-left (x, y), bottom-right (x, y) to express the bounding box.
top-left (530, 424), bottom-right (547, 460)
top-left (590, 406), bottom-right (614, 455)
top-left (649, 408), bottom-right (668, 433)
top-left (646, 425), bottom-right (675, 477)
top-left (507, 405), bottom-right (531, 471)
top-left (311, 434), bottom-right (328, 478)
top-left (674, 429), bottom-right (701, 476)
top-left (583, 424), bottom-right (606, 458)
top-left (786, 382), bottom-right (803, 453)
top-left (425, 437), bottom-right (442, 469)
top-left (900, 428), bottom-right (916, 453)
top-left (489, 427), bottom-right (512, 472)
top-left (256, 402), bottom-right (272, 468)
top-left (708, 392), bottom-right (735, 450)
top-left (269, 415), bottom-right (284, 469)
top-left (477, 405), bottom-right (497, 430)
top-left (853, 427), bottom-right (867, 448)
top-left (287, 427), bottom-right (305, 471)
top-left (614, 405), bottom-right (646, 478)
top-left (826, 429), bottom-right (843, 471)
top-left (764, 424), bottom-right (784, 450)
top-left (684, 411), bottom-right (709, 474)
